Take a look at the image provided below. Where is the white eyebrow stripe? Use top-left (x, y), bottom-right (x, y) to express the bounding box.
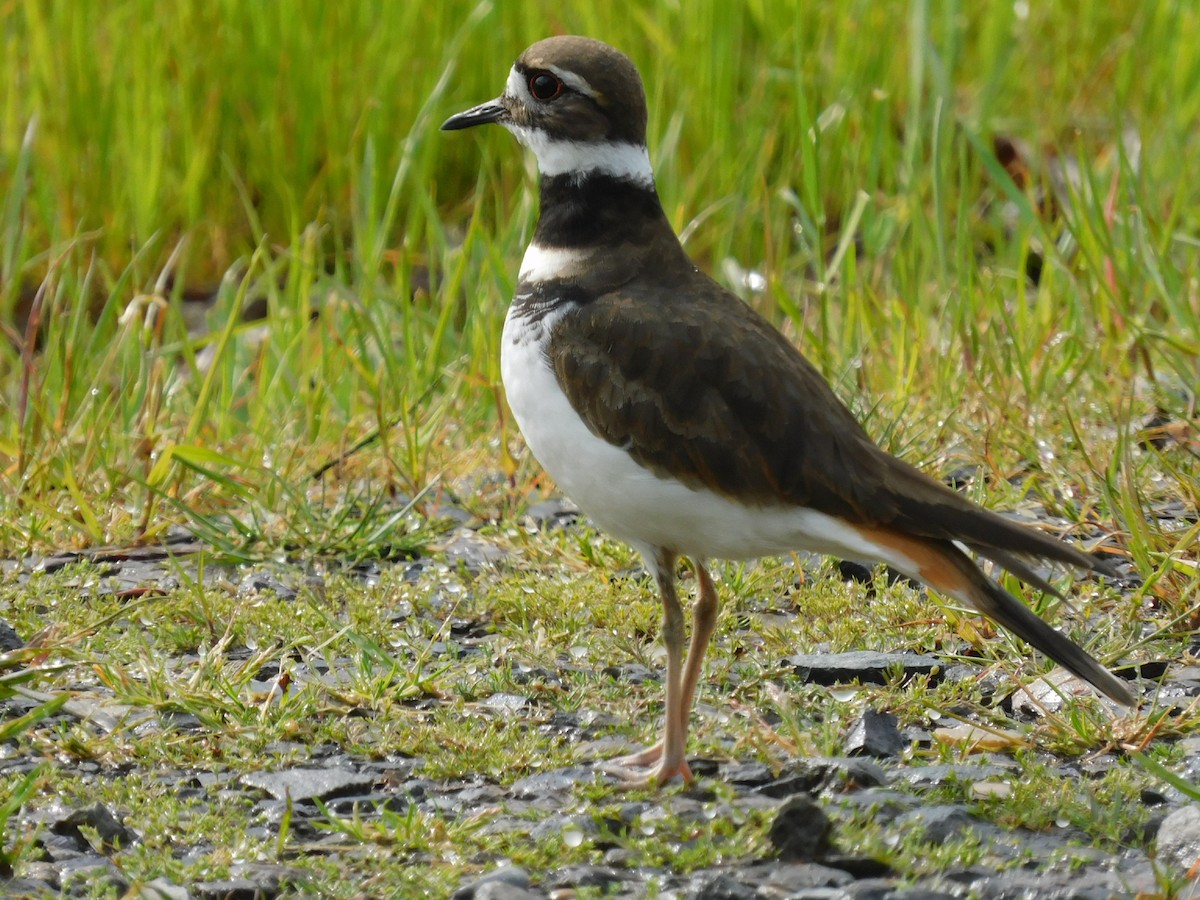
top-left (543, 64), bottom-right (598, 99)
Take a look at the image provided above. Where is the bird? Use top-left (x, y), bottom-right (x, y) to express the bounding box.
top-left (441, 35), bottom-right (1134, 785)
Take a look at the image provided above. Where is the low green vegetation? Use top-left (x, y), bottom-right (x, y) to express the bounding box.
top-left (1, 0), bottom-right (1198, 892)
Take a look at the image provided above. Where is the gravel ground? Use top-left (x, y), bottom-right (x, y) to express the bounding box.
top-left (1, 500), bottom-right (1197, 898)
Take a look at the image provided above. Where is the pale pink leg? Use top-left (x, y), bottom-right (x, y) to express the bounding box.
top-left (606, 556), bottom-right (719, 786)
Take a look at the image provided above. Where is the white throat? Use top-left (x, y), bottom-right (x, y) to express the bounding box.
top-left (508, 126), bottom-right (653, 185)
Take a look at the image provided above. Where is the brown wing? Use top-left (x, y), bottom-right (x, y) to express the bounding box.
top-left (549, 272), bottom-right (1103, 575)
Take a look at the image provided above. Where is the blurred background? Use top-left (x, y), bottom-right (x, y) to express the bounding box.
top-left (0, 1), bottom-right (1197, 555)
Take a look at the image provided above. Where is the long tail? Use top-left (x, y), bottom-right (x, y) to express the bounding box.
top-left (853, 524), bottom-right (1134, 706)
top-left (956, 554), bottom-right (1134, 706)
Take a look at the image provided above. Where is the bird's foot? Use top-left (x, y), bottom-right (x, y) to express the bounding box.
top-left (599, 742), bottom-right (693, 786)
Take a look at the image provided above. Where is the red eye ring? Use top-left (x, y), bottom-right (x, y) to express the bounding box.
top-left (528, 72), bottom-right (564, 101)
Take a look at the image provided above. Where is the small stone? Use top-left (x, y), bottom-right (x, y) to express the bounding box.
top-left (59, 855), bottom-right (128, 892)
top-left (823, 855), bottom-right (893, 878)
top-left (764, 756), bottom-right (889, 798)
top-left (546, 864), bottom-right (624, 890)
top-left (508, 766), bottom-right (597, 798)
top-left (845, 709), bottom-right (906, 758)
top-left (899, 762), bottom-right (1013, 789)
top-left (968, 870), bottom-right (1121, 900)
top-left (932, 723), bottom-right (1027, 752)
top-left (524, 498), bottom-right (580, 529)
top-left (237, 571), bottom-right (297, 600)
top-left (4, 877), bottom-right (58, 897)
top-left (1156, 804), bottom-right (1200, 874)
top-left (836, 878), bottom-right (903, 899)
top-left (602, 662), bottom-right (658, 684)
top-left (970, 781), bottom-right (1013, 800)
top-left (786, 651), bottom-right (944, 686)
top-left (764, 862), bottom-right (853, 892)
top-left (452, 866), bottom-right (531, 900)
top-left (51, 803), bottom-right (139, 851)
top-left (193, 879), bottom-right (277, 900)
top-left (602, 848), bottom-right (635, 867)
top-left (241, 767), bottom-right (375, 803)
top-left (721, 762), bottom-right (773, 786)
top-left (442, 529), bottom-right (508, 569)
top-left (38, 830), bottom-right (90, 860)
top-left (883, 888), bottom-right (956, 900)
top-left (694, 872), bottom-right (756, 899)
top-left (474, 883), bottom-right (543, 900)
top-left (481, 692), bottom-right (529, 715)
top-left (1141, 787), bottom-right (1169, 806)
top-left (768, 794), bottom-right (833, 861)
top-left (228, 863), bottom-right (308, 892)
top-left (0, 619), bottom-right (23, 651)
top-left (1012, 669), bottom-right (1103, 714)
top-left (835, 788), bottom-right (921, 822)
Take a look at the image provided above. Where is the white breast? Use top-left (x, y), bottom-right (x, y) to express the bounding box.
top-left (499, 299), bottom-right (919, 574)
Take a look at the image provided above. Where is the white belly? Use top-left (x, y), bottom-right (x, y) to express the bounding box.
top-left (500, 304), bottom-right (918, 571)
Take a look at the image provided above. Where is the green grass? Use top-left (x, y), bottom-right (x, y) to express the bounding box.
top-left (1, 0), bottom-right (1199, 892)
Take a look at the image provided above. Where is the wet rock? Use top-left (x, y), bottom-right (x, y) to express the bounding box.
top-left (523, 498), bottom-right (580, 529)
top-left (769, 794), bottom-right (833, 861)
top-left (0, 618), bottom-right (22, 650)
top-left (899, 762), bottom-right (1013, 789)
top-left (4, 876), bottom-right (58, 896)
top-left (480, 692), bottom-right (530, 715)
top-left (823, 854), bottom-right (893, 879)
top-left (193, 878), bottom-right (281, 900)
top-left (443, 529), bottom-right (508, 570)
top-left (38, 829), bottom-right (91, 861)
top-left (229, 863), bottom-right (309, 893)
top-left (786, 651), bottom-right (944, 686)
top-left (834, 788), bottom-right (922, 823)
top-left (764, 862), bottom-right (853, 892)
top-left (528, 812), bottom-right (597, 842)
top-left (845, 709), bottom-right (905, 758)
top-left (454, 783), bottom-right (506, 807)
top-left (966, 869), bottom-right (1127, 899)
top-left (473, 883), bottom-right (544, 900)
top-left (1141, 787), bottom-right (1169, 807)
top-left (1156, 803), bottom-right (1200, 874)
top-left (694, 872), bottom-right (757, 899)
top-left (238, 570), bottom-right (297, 600)
top-left (452, 862), bottom-right (531, 898)
top-left (894, 805), bottom-right (986, 845)
top-left (241, 767), bottom-right (375, 802)
top-left (508, 766), bottom-right (597, 798)
top-left (58, 855), bottom-right (128, 893)
top-left (837, 560), bottom-right (920, 592)
top-left (721, 762), bottom-right (773, 786)
top-left (931, 723), bottom-right (1026, 751)
top-left (879, 888), bottom-right (955, 900)
top-left (47, 802), bottom-right (139, 852)
top-left (545, 864), bottom-right (624, 890)
top-left (602, 661), bottom-right (658, 684)
top-left (1012, 669), bottom-right (1102, 715)
top-left (760, 756), bottom-right (889, 799)
top-left (324, 793), bottom-right (409, 816)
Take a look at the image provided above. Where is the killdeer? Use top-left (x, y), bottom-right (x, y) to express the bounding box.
top-left (442, 35), bottom-right (1134, 785)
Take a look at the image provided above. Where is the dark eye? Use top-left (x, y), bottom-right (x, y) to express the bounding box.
top-left (528, 72), bottom-right (564, 101)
